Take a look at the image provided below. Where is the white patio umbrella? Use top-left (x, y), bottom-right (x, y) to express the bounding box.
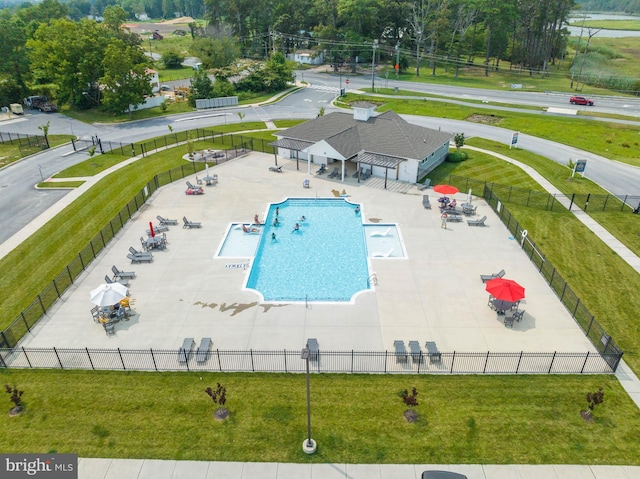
top-left (205, 163), bottom-right (210, 177)
top-left (467, 188), bottom-right (473, 204)
top-left (89, 283), bottom-right (128, 307)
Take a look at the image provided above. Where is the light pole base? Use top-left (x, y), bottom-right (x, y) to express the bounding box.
top-left (302, 438), bottom-right (317, 454)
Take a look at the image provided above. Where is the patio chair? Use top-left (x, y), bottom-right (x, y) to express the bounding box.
top-left (303, 178), bottom-right (310, 188)
top-left (127, 253), bottom-right (153, 264)
top-left (316, 164), bottom-right (327, 175)
top-left (467, 215), bottom-right (487, 226)
top-left (512, 310), bottom-right (525, 322)
top-left (140, 236), bottom-right (149, 251)
top-left (91, 305), bottom-right (100, 323)
top-left (178, 338), bottom-right (196, 363)
top-left (183, 216), bottom-right (202, 228)
top-left (393, 340), bottom-right (408, 364)
top-left (422, 195), bottom-right (431, 209)
top-left (196, 337), bottom-right (212, 364)
top-left (425, 341), bottom-right (441, 364)
top-left (480, 269), bottom-right (505, 283)
top-left (504, 315), bottom-right (515, 328)
top-left (408, 340), bottom-right (423, 364)
top-left (327, 166), bottom-right (339, 178)
top-left (417, 178), bottom-right (432, 190)
top-left (112, 265), bottom-right (136, 280)
top-left (307, 338), bottom-right (319, 362)
top-left (104, 322), bottom-right (116, 336)
top-left (157, 215), bottom-right (178, 226)
top-left (105, 274), bottom-right (129, 288)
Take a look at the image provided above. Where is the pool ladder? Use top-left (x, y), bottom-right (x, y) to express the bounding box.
top-left (368, 272), bottom-right (378, 286)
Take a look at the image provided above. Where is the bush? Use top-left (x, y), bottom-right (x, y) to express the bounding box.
top-left (446, 151), bottom-right (467, 163)
top-left (162, 50), bottom-right (185, 69)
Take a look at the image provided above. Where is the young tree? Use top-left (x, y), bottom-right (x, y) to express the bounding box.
top-left (5, 384), bottom-right (24, 415)
top-left (581, 387), bottom-right (604, 422)
top-left (205, 383), bottom-right (228, 420)
top-left (454, 132), bottom-right (465, 149)
top-left (101, 41), bottom-right (152, 118)
top-left (400, 387), bottom-right (420, 423)
top-left (38, 121), bottom-right (51, 148)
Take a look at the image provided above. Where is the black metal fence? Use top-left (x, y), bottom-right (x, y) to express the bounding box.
top-left (484, 184), bottom-right (623, 371)
top-left (0, 131), bottom-right (49, 155)
top-left (441, 172), bottom-right (640, 214)
top-left (0, 348), bottom-right (618, 374)
top-left (71, 128), bottom-right (276, 159)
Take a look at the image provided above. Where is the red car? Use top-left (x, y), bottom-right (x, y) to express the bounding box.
top-left (570, 96), bottom-right (594, 106)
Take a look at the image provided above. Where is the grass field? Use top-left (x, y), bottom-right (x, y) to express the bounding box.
top-left (0, 135), bottom-right (74, 167)
top-left (1, 370), bottom-right (638, 464)
top-left (569, 19), bottom-right (640, 31)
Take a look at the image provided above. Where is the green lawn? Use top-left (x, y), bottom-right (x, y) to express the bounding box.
top-left (0, 135), bottom-right (74, 167)
top-left (1, 370), bottom-right (638, 464)
top-left (37, 181), bottom-right (85, 188)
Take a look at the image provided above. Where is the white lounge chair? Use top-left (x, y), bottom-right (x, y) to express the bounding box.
top-left (370, 228), bottom-right (391, 237)
top-left (371, 249), bottom-right (393, 258)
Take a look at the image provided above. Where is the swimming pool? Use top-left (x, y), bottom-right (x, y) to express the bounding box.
top-left (246, 198), bottom-right (370, 302)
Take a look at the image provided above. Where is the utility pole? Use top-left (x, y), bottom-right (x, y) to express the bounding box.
top-left (371, 40), bottom-right (378, 91)
top-left (395, 43), bottom-right (400, 80)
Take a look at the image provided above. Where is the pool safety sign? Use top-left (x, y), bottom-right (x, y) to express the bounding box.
top-left (510, 131), bottom-right (519, 149)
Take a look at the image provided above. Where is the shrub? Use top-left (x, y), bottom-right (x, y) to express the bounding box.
top-left (446, 151), bottom-right (466, 163)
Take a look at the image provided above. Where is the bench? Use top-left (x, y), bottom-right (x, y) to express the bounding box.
top-left (196, 337), bottom-right (212, 363)
top-left (422, 195), bottom-right (431, 209)
top-left (307, 338), bottom-right (319, 361)
top-left (408, 340), bottom-right (423, 364)
top-left (178, 338), bottom-right (195, 364)
top-left (425, 341), bottom-right (441, 364)
top-left (394, 340), bottom-right (408, 364)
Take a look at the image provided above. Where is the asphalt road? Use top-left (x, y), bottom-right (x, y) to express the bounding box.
top-left (1, 81), bottom-right (639, 246)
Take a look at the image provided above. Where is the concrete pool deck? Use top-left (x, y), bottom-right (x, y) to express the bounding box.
top-left (18, 152), bottom-right (596, 356)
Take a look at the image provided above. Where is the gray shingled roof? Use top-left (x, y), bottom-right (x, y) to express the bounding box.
top-left (269, 138), bottom-right (314, 151)
top-left (276, 110), bottom-right (452, 161)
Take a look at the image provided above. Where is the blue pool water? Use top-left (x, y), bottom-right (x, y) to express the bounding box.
top-left (246, 198), bottom-right (370, 302)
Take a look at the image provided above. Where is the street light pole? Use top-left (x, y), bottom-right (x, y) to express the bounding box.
top-left (301, 347), bottom-right (316, 454)
top-left (371, 40), bottom-right (378, 91)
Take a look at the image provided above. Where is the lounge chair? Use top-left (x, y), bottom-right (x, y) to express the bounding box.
top-left (369, 228), bottom-right (391, 237)
top-left (186, 181), bottom-right (199, 190)
top-left (178, 338), bottom-right (195, 364)
top-left (307, 338), bottom-right (319, 362)
top-left (316, 164), bottom-right (327, 175)
top-left (269, 165), bottom-right (283, 173)
top-left (352, 167), bottom-right (362, 178)
top-left (422, 195), bottom-right (431, 209)
top-left (112, 265), bottom-right (136, 280)
top-left (408, 340), bottom-right (423, 364)
top-left (371, 249), bottom-right (393, 258)
top-left (393, 340), bottom-right (408, 364)
top-left (157, 215), bottom-right (178, 226)
top-left (196, 337), bottom-right (212, 364)
top-left (360, 169), bottom-right (372, 181)
top-left (327, 167), bottom-right (339, 178)
top-left (145, 224), bottom-right (169, 235)
top-left (425, 341), bottom-right (441, 364)
top-left (467, 215), bottom-right (487, 226)
top-left (127, 253), bottom-right (153, 264)
top-left (480, 269), bottom-right (505, 283)
top-left (183, 216), bottom-right (202, 228)
top-left (105, 274), bottom-right (129, 288)
top-left (417, 178), bottom-right (432, 190)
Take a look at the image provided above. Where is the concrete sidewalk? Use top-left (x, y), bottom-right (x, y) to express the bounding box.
top-left (79, 458), bottom-right (640, 479)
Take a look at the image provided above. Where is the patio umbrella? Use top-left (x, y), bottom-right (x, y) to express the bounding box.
top-left (149, 221), bottom-right (155, 238)
top-left (90, 283), bottom-right (128, 307)
top-left (485, 278), bottom-right (525, 302)
top-left (433, 184), bottom-right (460, 196)
top-left (205, 163), bottom-right (210, 178)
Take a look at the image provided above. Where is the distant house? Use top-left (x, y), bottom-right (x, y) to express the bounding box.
top-left (270, 106), bottom-right (452, 185)
top-left (288, 49), bottom-right (324, 65)
top-left (146, 68), bottom-right (159, 94)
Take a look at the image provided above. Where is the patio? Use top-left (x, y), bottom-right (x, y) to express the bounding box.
top-left (19, 153), bottom-right (596, 355)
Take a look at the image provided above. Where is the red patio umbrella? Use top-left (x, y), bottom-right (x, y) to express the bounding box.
top-left (433, 184), bottom-right (460, 196)
top-left (149, 222), bottom-right (155, 238)
top-left (485, 278), bottom-right (525, 302)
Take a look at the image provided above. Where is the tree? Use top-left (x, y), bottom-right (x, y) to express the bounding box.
top-left (261, 51), bottom-right (294, 91)
top-left (205, 383), bottom-right (228, 420)
top-left (190, 36), bottom-right (239, 69)
top-left (188, 68), bottom-right (213, 106)
top-left (0, 18), bottom-right (31, 93)
top-left (212, 76), bottom-right (235, 97)
top-left (100, 40), bottom-right (152, 118)
top-left (454, 132), bottom-right (465, 149)
top-left (162, 49), bottom-right (185, 69)
top-left (38, 121), bottom-right (51, 148)
top-left (581, 387), bottom-right (604, 422)
top-left (27, 18), bottom-right (111, 108)
top-left (400, 387), bottom-right (420, 423)
top-left (408, 0), bottom-right (434, 77)
top-left (5, 384), bottom-right (24, 415)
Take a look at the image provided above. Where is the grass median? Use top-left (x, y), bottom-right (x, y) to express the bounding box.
top-left (0, 370), bottom-right (638, 464)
